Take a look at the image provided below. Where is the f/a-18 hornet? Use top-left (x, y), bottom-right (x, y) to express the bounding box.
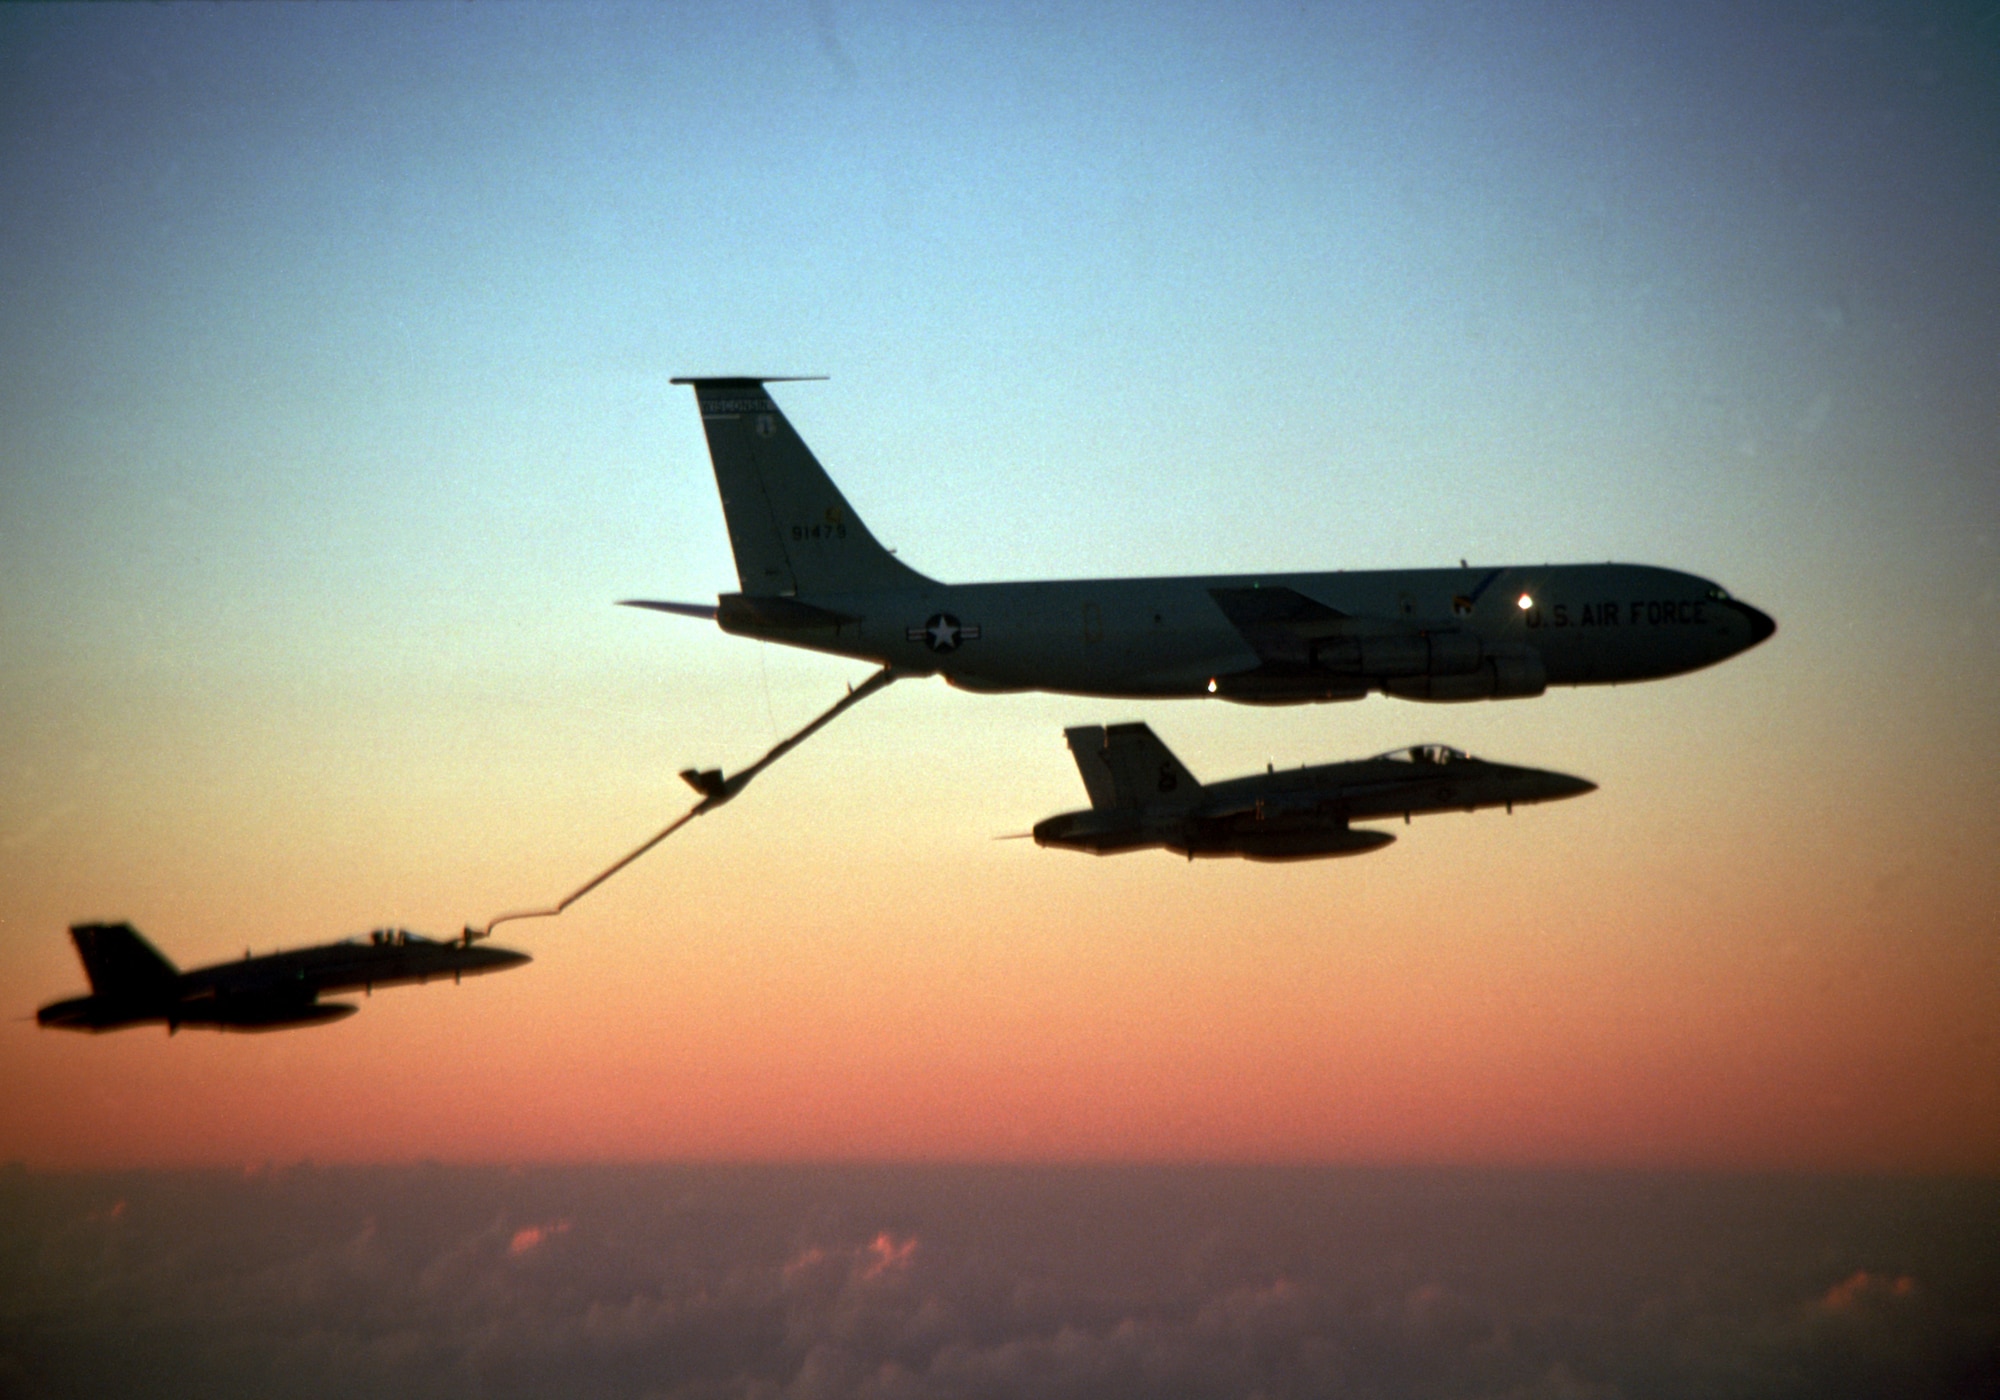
top-left (37, 923), bottom-right (529, 1033)
top-left (1033, 723), bottom-right (1595, 861)
top-left (631, 379), bottom-right (1774, 705)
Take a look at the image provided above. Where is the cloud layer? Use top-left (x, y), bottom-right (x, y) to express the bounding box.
top-left (3, 1165), bottom-right (1995, 1399)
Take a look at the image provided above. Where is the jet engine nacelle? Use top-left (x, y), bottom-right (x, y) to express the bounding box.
top-left (1313, 630), bottom-right (1484, 679)
top-left (1384, 648), bottom-right (1546, 702)
top-left (1209, 672), bottom-right (1370, 704)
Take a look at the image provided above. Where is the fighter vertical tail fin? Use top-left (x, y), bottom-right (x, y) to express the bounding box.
top-left (1064, 726), bottom-right (1123, 809)
top-left (1065, 723), bottom-right (1205, 811)
top-left (673, 378), bottom-right (934, 596)
top-left (69, 923), bottom-right (178, 996)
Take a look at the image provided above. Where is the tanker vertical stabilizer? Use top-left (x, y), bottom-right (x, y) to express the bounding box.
top-left (671, 377), bottom-right (933, 597)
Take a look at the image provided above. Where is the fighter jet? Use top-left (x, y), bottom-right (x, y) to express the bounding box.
top-left (36, 923), bottom-right (530, 1033)
top-left (1032, 723), bottom-right (1595, 860)
top-left (629, 379), bottom-right (1775, 705)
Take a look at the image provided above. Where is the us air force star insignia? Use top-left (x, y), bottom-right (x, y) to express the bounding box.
top-left (906, 613), bottom-right (980, 652)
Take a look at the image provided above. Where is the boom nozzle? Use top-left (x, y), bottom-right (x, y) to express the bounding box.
top-left (679, 768), bottom-right (727, 799)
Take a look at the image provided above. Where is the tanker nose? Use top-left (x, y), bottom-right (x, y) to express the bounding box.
top-left (1723, 598), bottom-right (1776, 648)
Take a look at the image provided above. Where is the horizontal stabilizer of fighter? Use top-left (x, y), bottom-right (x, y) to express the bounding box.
top-left (37, 923), bottom-right (529, 1034)
top-left (1033, 727), bottom-right (1594, 862)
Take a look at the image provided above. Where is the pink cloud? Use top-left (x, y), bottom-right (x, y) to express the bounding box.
top-left (1818, 1270), bottom-right (1917, 1311)
top-left (507, 1218), bottom-right (571, 1256)
top-left (783, 1246), bottom-right (828, 1279)
top-left (862, 1231), bottom-right (917, 1279)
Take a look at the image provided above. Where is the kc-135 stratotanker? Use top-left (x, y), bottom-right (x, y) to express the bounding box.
top-left (628, 379), bottom-right (1774, 704)
top-left (37, 923), bottom-right (529, 1033)
top-left (1036, 723), bottom-right (1594, 861)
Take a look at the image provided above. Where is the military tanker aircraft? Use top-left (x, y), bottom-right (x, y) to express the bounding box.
top-left (628, 379), bottom-right (1774, 705)
top-left (37, 923), bottom-right (529, 1033)
top-left (1033, 723), bottom-right (1595, 860)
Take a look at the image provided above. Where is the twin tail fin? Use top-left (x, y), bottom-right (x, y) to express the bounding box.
top-left (70, 922), bottom-right (178, 995)
top-left (1064, 723), bottom-right (1206, 811)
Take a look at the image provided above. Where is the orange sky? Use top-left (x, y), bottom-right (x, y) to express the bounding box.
top-left (7, 661), bottom-right (1997, 1171)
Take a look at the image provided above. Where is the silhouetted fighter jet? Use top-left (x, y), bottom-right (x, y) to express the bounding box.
top-left (1034, 723), bottom-right (1595, 860)
top-left (37, 923), bottom-right (529, 1033)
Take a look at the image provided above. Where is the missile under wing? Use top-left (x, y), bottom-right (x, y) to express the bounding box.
top-left (629, 379), bottom-right (1775, 705)
top-left (36, 923), bottom-right (530, 1033)
top-left (1032, 723), bottom-right (1595, 861)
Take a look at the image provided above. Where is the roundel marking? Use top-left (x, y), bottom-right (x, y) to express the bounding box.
top-left (906, 613), bottom-right (982, 652)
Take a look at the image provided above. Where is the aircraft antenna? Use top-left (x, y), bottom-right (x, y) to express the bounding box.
top-left (468, 666), bottom-right (900, 941)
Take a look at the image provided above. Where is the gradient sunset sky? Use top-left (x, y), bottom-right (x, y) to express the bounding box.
top-left (2, 2), bottom-right (1995, 1172)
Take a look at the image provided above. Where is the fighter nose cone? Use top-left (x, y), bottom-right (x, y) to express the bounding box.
top-left (1523, 772), bottom-right (1596, 803)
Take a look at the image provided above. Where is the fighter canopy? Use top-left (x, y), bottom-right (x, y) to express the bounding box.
top-left (1378, 743), bottom-right (1468, 766)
